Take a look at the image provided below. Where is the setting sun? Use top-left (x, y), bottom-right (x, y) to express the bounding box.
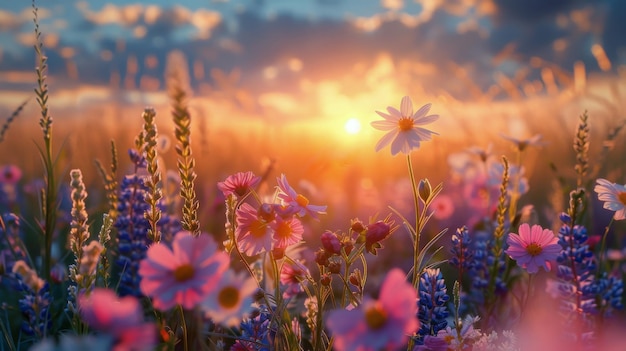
top-left (344, 118), bottom-right (362, 134)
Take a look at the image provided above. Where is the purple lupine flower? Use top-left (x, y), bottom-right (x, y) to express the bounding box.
top-left (416, 268), bottom-right (449, 344)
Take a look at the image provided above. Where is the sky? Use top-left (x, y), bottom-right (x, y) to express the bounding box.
top-left (0, 0), bottom-right (624, 110)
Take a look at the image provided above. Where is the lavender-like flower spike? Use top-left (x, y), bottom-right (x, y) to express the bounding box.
top-left (12, 260), bottom-right (51, 338)
top-left (416, 268), bottom-right (449, 344)
top-left (555, 213), bottom-right (597, 339)
top-left (450, 226), bottom-right (473, 274)
top-left (114, 174), bottom-right (152, 297)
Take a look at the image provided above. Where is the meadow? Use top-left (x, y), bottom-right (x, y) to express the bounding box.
top-left (0, 3), bottom-right (626, 351)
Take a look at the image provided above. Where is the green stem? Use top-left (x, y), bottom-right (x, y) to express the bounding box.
top-left (597, 217), bottom-right (615, 276)
top-left (178, 305), bottom-right (189, 351)
top-left (406, 154), bottom-right (421, 288)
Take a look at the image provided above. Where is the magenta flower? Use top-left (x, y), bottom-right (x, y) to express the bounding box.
top-left (505, 223), bottom-right (561, 274)
top-left (217, 171), bottom-right (261, 198)
top-left (0, 165), bottom-right (22, 185)
top-left (594, 178), bottom-right (626, 220)
top-left (371, 96), bottom-right (439, 156)
top-left (79, 288), bottom-right (155, 351)
top-left (276, 174), bottom-right (327, 219)
top-left (235, 203), bottom-right (274, 256)
top-left (139, 231), bottom-right (229, 310)
top-left (326, 268), bottom-right (418, 351)
top-left (200, 269), bottom-right (257, 327)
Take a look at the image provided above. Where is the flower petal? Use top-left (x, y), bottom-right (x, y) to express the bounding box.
top-left (375, 130), bottom-right (398, 152)
top-left (400, 96), bottom-right (413, 117)
top-left (371, 120), bottom-right (398, 131)
top-left (412, 103), bottom-right (431, 119)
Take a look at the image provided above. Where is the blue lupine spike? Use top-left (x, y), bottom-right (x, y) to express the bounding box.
top-left (114, 150), bottom-right (181, 297)
top-left (415, 268), bottom-right (449, 344)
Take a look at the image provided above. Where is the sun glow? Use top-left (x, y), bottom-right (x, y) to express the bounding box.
top-left (344, 118), bottom-right (362, 134)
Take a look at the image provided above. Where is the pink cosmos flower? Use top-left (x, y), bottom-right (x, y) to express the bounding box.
top-left (371, 96), bottom-right (439, 156)
top-left (235, 203), bottom-right (274, 256)
top-left (200, 269), bottom-right (257, 327)
top-left (271, 216), bottom-right (304, 250)
top-left (276, 174), bottom-right (327, 220)
top-left (217, 171), bottom-right (261, 198)
top-left (326, 268), bottom-right (418, 351)
top-left (430, 194), bottom-right (455, 220)
top-left (505, 223), bottom-right (561, 274)
top-left (594, 178), bottom-right (626, 220)
top-left (79, 288), bottom-right (155, 351)
top-left (280, 259), bottom-right (309, 298)
top-left (0, 165), bottom-right (22, 185)
top-left (139, 231), bottom-right (229, 310)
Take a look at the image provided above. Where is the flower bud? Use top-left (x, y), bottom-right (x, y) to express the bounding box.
top-left (320, 274), bottom-right (332, 286)
top-left (365, 221), bottom-right (391, 255)
top-left (349, 269), bottom-right (362, 287)
top-left (315, 249), bottom-right (330, 267)
top-left (350, 218), bottom-right (365, 233)
top-left (418, 179), bottom-right (432, 202)
top-left (328, 261), bottom-right (341, 274)
top-left (321, 231), bottom-right (342, 255)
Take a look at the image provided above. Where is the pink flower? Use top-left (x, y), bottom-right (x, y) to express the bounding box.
top-left (430, 194), bottom-right (455, 220)
top-left (79, 288), bottom-right (155, 351)
top-left (371, 96), bottom-right (439, 156)
top-left (280, 260), bottom-right (309, 298)
top-left (0, 165), bottom-right (22, 185)
top-left (271, 216), bottom-right (304, 250)
top-left (326, 268), bottom-right (418, 351)
top-left (594, 178), bottom-right (626, 220)
top-left (505, 223), bottom-right (561, 274)
top-left (235, 203), bottom-right (274, 256)
top-left (139, 231), bottom-right (229, 310)
top-left (200, 269), bottom-right (257, 327)
top-left (276, 174), bottom-right (327, 220)
top-left (217, 171), bottom-right (261, 198)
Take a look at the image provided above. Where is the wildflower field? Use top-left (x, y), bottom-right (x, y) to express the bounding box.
top-left (1, 1), bottom-right (626, 351)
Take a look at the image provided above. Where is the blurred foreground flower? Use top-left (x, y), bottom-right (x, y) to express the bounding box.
top-left (79, 288), bottom-right (155, 351)
top-left (371, 96), bottom-right (439, 155)
top-left (594, 178), bottom-right (626, 220)
top-left (505, 223), bottom-right (560, 274)
top-left (200, 269), bottom-right (256, 327)
top-left (139, 231), bottom-right (229, 310)
top-left (326, 268), bottom-right (418, 351)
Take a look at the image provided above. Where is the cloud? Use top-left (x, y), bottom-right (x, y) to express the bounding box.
top-left (78, 4), bottom-right (222, 39)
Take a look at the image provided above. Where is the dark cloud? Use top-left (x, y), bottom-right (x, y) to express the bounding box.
top-left (491, 0), bottom-right (593, 23)
top-left (602, 0), bottom-right (626, 62)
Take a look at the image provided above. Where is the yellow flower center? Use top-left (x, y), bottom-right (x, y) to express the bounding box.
top-left (525, 242), bottom-right (543, 257)
top-left (618, 192), bottom-right (626, 206)
top-left (364, 302), bottom-right (387, 330)
top-left (397, 117), bottom-right (414, 132)
top-left (218, 286), bottom-right (240, 309)
top-left (275, 221), bottom-right (292, 239)
top-left (296, 194), bottom-right (309, 207)
top-left (173, 264), bottom-right (195, 282)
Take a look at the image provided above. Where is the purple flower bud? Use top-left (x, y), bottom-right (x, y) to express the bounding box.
top-left (321, 231), bottom-right (342, 255)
